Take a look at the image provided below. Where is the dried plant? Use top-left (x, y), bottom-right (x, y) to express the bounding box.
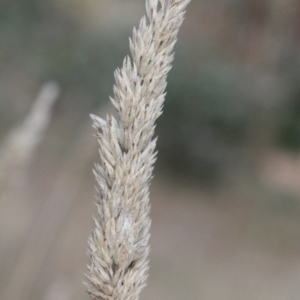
top-left (0, 82), bottom-right (59, 300)
top-left (85, 0), bottom-right (191, 299)
top-left (0, 82), bottom-right (60, 191)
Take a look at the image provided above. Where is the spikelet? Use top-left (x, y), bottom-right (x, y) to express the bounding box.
top-left (85, 1), bottom-right (191, 299)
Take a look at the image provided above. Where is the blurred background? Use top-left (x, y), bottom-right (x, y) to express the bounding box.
top-left (1, 0), bottom-right (300, 299)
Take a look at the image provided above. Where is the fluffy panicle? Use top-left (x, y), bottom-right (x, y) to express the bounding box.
top-left (85, 1), bottom-right (191, 299)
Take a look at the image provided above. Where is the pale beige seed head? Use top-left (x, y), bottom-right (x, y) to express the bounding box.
top-left (85, 1), bottom-right (191, 299)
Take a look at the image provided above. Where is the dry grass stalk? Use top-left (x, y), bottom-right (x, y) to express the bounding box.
top-left (0, 82), bottom-right (60, 190)
top-left (0, 82), bottom-right (59, 300)
top-left (85, 1), bottom-right (191, 299)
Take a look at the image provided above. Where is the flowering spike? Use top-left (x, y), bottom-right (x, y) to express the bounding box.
top-left (85, 1), bottom-right (191, 299)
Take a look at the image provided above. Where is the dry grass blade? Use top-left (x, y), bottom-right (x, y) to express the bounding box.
top-left (0, 82), bottom-right (60, 300)
top-left (0, 82), bottom-right (60, 191)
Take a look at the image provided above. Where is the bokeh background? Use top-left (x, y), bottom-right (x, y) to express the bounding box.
top-left (2, 0), bottom-right (300, 299)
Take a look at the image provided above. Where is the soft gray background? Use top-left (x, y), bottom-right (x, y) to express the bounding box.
top-left (2, 0), bottom-right (300, 299)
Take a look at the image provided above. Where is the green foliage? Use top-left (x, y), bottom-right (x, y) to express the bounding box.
top-left (278, 92), bottom-right (300, 151)
top-left (157, 52), bottom-right (252, 182)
